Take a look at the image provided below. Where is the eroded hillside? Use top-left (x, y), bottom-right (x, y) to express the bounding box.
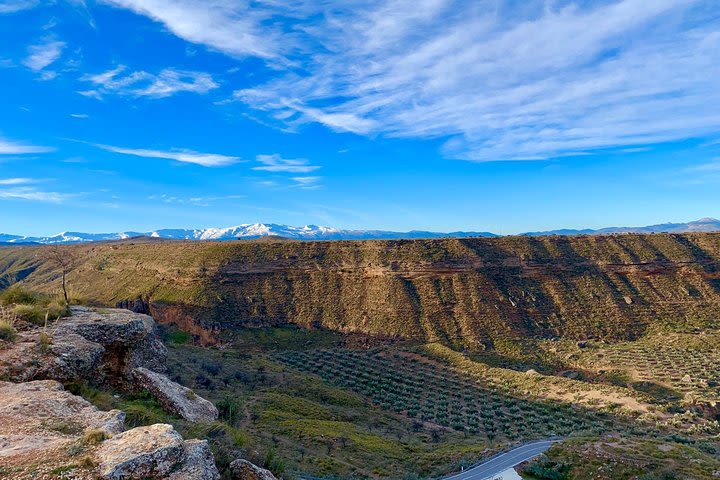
top-left (2, 233), bottom-right (720, 346)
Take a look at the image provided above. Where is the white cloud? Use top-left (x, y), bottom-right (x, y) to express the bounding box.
top-left (97, 0), bottom-right (287, 60)
top-left (60, 0), bottom-right (720, 161)
top-left (70, 113), bottom-right (89, 119)
top-left (0, 0), bottom-right (40, 14)
top-left (0, 187), bottom-right (71, 202)
top-left (0, 178), bottom-right (35, 185)
top-left (23, 40), bottom-right (65, 71)
top-left (0, 138), bottom-right (54, 154)
top-left (227, 0), bottom-right (720, 161)
top-left (81, 65), bottom-right (217, 98)
top-left (253, 154), bottom-right (319, 173)
top-left (292, 176), bottom-right (322, 189)
top-left (148, 193), bottom-right (245, 206)
top-left (685, 159), bottom-right (720, 172)
top-left (94, 143), bottom-right (241, 167)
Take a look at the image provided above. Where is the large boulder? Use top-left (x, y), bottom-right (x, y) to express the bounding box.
top-left (133, 367), bottom-right (218, 423)
top-left (0, 380), bottom-right (124, 478)
top-left (96, 423), bottom-right (185, 479)
top-left (0, 307), bottom-right (167, 387)
top-left (56, 306), bottom-right (167, 376)
top-left (229, 459), bottom-right (278, 480)
top-left (96, 423), bottom-right (219, 480)
top-left (0, 380), bottom-right (220, 479)
top-left (0, 332), bottom-right (104, 383)
top-left (168, 439), bottom-right (221, 480)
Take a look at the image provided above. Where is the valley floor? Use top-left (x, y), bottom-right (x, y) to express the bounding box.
top-left (129, 324), bottom-right (720, 479)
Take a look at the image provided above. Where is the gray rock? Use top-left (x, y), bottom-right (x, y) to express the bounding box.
top-left (57, 306), bottom-right (168, 374)
top-left (97, 423), bottom-right (185, 479)
top-left (132, 367), bottom-right (218, 423)
top-left (229, 459), bottom-right (278, 480)
top-left (45, 333), bottom-right (106, 381)
top-left (0, 307), bottom-right (168, 387)
top-left (0, 380), bottom-right (125, 462)
top-left (97, 424), bottom-right (221, 480)
top-left (168, 439), bottom-right (220, 480)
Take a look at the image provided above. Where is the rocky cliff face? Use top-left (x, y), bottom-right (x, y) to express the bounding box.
top-left (0, 307), bottom-right (166, 386)
top-left (0, 306), bottom-right (270, 479)
top-left (2, 233), bottom-right (720, 346)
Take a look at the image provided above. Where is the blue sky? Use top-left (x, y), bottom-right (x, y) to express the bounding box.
top-left (1, 0), bottom-right (720, 236)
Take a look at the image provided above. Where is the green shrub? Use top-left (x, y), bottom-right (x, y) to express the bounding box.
top-left (0, 286), bottom-right (69, 326)
top-left (0, 285), bottom-right (42, 305)
top-left (521, 457), bottom-right (570, 480)
top-left (166, 330), bottom-right (191, 344)
top-left (217, 395), bottom-right (242, 425)
top-left (0, 319), bottom-right (16, 342)
top-left (39, 331), bottom-right (53, 352)
top-left (263, 448), bottom-right (286, 477)
top-left (119, 395), bottom-right (170, 428)
top-left (13, 300), bottom-right (69, 326)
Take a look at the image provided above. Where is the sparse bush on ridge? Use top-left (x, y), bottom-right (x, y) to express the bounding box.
top-left (0, 285), bottom-right (70, 326)
top-left (0, 285), bottom-right (43, 305)
top-left (0, 306), bottom-right (17, 342)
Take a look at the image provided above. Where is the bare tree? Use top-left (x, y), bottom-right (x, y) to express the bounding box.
top-left (42, 245), bottom-right (80, 306)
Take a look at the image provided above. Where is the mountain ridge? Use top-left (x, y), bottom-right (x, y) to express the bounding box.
top-left (1, 218), bottom-right (719, 244)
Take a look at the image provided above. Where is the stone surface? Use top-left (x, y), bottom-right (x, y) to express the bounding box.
top-left (0, 380), bottom-right (125, 479)
top-left (56, 306), bottom-right (167, 375)
top-left (97, 423), bottom-right (185, 479)
top-left (229, 459), bottom-right (279, 480)
top-left (133, 367), bottom-right (218, 423)
top-left (168, 439), bottom-right (221, 480)
top-left (0, 306), bottom-right (167, 387)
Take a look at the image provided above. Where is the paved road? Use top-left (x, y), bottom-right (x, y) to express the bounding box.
top-left (443, 439), bottom-right (558, 480)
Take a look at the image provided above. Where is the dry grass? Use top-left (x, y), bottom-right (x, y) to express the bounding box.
top-left (0, 305), bottom-right (18, 342)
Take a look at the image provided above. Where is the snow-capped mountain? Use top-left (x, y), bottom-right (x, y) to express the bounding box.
top-left (0, 223), bottom-right (497, 244)
top-left (2, 218), bottom-right (719, 245)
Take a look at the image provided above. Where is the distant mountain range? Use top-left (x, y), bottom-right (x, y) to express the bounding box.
top-left (1, 218), bottom-right (719, 245)
top-left (0, 224), bottom-right (496, 244)
top-left (522, 217), bottom-right (720, 236)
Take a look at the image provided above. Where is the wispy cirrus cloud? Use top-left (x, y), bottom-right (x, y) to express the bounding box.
top-left (222, 0), bottom-right (720, 161)
top-left (292, 176), bottom-right (322, 189)
top-left (684, 159), bottom-right (720, 173)
top-left (23, 39), bottom-right (65, 72)
top-left (13, 0), bottom-right (720, 163)
top-left (253, 154), bottom-right (319, 173)
top-left (148, 193), bottom-right (245, 207)
top-left (97, 0), bottom-right (289, 60)
top-left (0, 177), bottom-right (36, 185)
top-left (80, 65), bottom-right (217, 99)
top-left (0, 187), bottom-right (72, 203)
top-left (94, 143), bottom-right (241, 167)
top-left (0, 137), bottom-right (54, 154)
top-left (0, 0), bottom-right (40, 14)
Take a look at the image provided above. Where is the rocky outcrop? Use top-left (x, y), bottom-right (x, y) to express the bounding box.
top-left (168, 439), bottom-right (221, 480)
top-left (55, 306), bottom-right (167, 378)
top-left (0, 308), bottom-right (270, 480)
top-left (132, 367), bottom-right (219, 423)
top-left (0, 380), bottom-right (124, 478)
top-left (96, 423), bottom-right (219, 480)
top-left (0, 380), bottom-right (220, 479)
top-left (96, 423), bottom-right (184, 478)
top-left (0, 306), bottom-right (166, 386)
top-left (0, 307), bottom-right (219, 426)
top-left (0, 331), bottom-right (104, 383)
top-left (229, 459), bottom-right (278, 480)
